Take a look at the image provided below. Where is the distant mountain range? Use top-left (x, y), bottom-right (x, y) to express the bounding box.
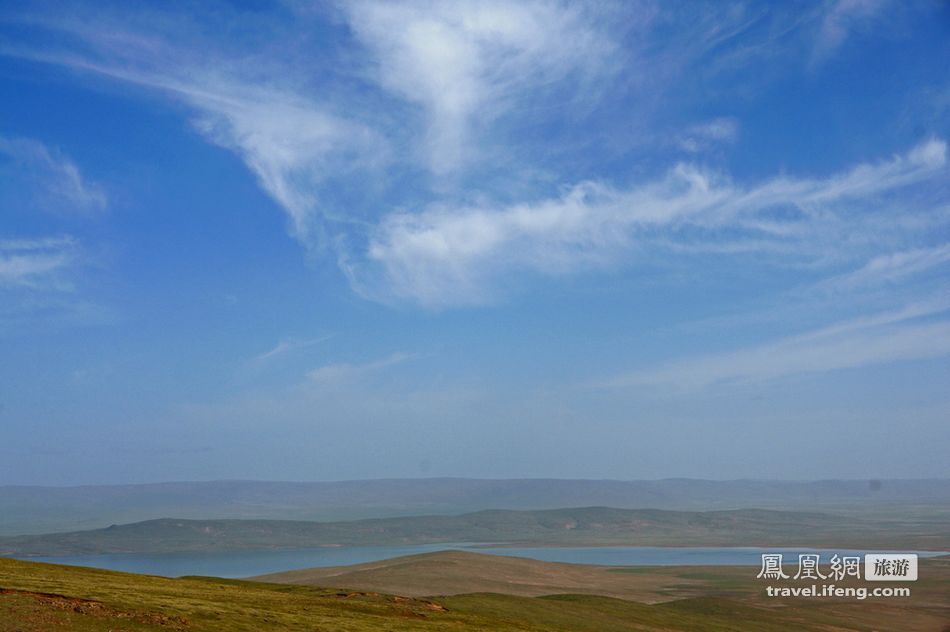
top-left (2, 477), bottom-right (949, 536)
top-left (3, 505), bottom-right (949, 556)
top-left (0, 507), bottom-right (950, 556)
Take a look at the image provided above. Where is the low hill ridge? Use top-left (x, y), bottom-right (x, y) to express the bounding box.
top-left (3, 505), bottom-right (947, 555)
top-left (4, 477), bottom-right (949, 535)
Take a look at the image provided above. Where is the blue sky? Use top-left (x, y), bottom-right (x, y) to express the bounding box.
top-left (1, 1), bottom-right (948, 485)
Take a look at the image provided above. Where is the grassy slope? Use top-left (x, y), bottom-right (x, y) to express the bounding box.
top-left (0, 556), bottom-right (804, 632)
top-left (4, 506), bottom-right (948, 555)
top-left (2, 555), bottom-right (949, 631)
top-left (257, 550), bottom-right (950, 631)
top-left (256, 550), bottom-right (692, 602)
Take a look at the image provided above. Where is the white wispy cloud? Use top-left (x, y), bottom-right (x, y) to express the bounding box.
top-left (814, 0), bottom-right (890, 61)
top-left (8, 48), bottom-right (382, 243)
top-left (342, 1), bottom-right (616, 174)
top-left (0, 137), bottom-right (106, 213)
top-left (601, 300), bottom-right (950, 390)
top-left (678, 117), bottom-right (739, 153)
top-left (2, 7), bottom-right (389, 247)
top-left (0, 234), bottom-right (107, 329)
top-left (255, 334), bottom-right (335, 362)
top-left (820, 243), bottom-right (950, 291)
top-left (0, 235), bottom-right (78, 289)
top-left (307, 352), bottom-right (417, 385)
top-left (1, 2), bottom-right (620, 251)
top-left (355, 139), bottom-right (947, 306)
top-left (3, 2), bottom-right (940, 313)
top-left (187, 88), bottom-right (383, 242)
top-left (5, 1), bottom-right (615, 239)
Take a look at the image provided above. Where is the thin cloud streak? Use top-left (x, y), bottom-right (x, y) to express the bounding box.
top-left (0, 235), bottom-right (78, 289)
top-left (306, 352), bottom-right (417, 385)
top-left (0, 137), bottom-right (107, 214)
top-left (819, 244), bottom-right (950, 291)
top-left (600, 302), bottom-right (950, 390)
top-left (678, 117), bottom-right (739, 153)
top-left (255, 334), bottom-right (335, 362)
top-left (813, 0), bottom-right (890, 62)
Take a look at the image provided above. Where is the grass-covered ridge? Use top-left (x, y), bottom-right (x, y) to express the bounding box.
top-left (256, 549), bottom-right (950, 629)
top-left (4, 506), bottom-right (949, 555)
top-left (0, 558), bottom-right (950, 632)
top-left (3, 555), bottom-right (949, 631)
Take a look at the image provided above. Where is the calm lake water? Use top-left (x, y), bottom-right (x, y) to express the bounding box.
top-left (17, 545), bottom-right (948, 579)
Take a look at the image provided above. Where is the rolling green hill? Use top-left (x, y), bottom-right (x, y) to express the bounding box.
top-left (256, 549), bottom-right (950, 625)
top-left (0, 558), bottom-right (947, 632)
top-left (2, 555), bottom-right (949, 631)
top-left (258, 550), bottom-right (950, 631)
top-left (3, 506), bottom-right (948, 556)
top-left (255, 549), bottom-right (717, 601)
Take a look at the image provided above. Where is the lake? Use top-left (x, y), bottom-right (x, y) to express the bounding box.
top-left (17, 545), bottom-right (948, 579)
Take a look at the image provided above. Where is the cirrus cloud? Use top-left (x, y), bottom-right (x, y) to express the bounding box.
top-left (352, 139), bottom-right (947, 306)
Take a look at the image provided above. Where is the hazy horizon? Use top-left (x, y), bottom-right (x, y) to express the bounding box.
top-left (2, 1), bottom-right (948, 486)
top-left (6, 475), bottom-right (950, 490)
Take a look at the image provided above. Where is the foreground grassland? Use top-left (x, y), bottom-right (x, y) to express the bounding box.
top-left (3, 555), bottom-right (949, 631)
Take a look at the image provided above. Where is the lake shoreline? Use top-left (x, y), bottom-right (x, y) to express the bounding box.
top-left (10, 544), bottom-right (949, 579)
